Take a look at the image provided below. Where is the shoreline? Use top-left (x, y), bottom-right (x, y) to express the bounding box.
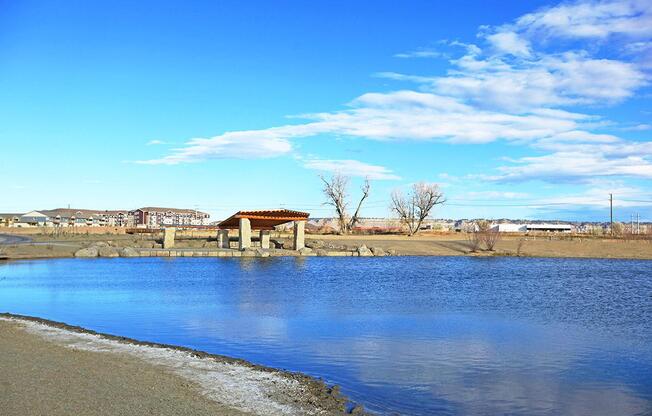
top-left (1, 232), bottom-right (652, 261)
top-left (0, 313), bottom-right (360, 415)
top-left (2, 251), bottom-right (652, 262)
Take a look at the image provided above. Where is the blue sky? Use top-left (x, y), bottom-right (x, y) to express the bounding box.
top-left (1, 0), bottom-right (651, 222)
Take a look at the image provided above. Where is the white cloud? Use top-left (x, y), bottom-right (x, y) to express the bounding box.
top-left (138, 0), bottom-right (652, 189)
top-left (512, 0), bottom-right (652, 40)
top-left (459, 191), bottom-right (531, 200)
top-left (621, 123), bottom-right (651, 131)
top-left (137, 130), bottom-right (293, 165)
top-left (302, 159), bottom-right (400, 180)
top-left (146, 140), bottom-right (166, 145)
top-left (490, 146), bottom-right (652, 182)
top-left (303, 159), bottom-right (401, 180)
top-left (138, 87), bottom-right (643, 170)
top-left (394, 49), bottom-right (444, 59)
top-left (431, 52), bottom-right (645, 111)
top-left (305, 90), bottom-right (599, 144)
top-left (538, 180), bottom-right (651, 209)
top-left (486, 31), bottom-right (531, 57)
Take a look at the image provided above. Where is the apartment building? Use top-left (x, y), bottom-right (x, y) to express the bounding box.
top-left (129, 207), bottom-right (210, 228)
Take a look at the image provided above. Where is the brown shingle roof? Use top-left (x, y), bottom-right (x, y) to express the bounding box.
top-left (218, 209), bottom-right (309, 230)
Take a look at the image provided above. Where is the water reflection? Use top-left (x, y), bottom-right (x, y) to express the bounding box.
top-left (1, 257), bottom-right (651, 415)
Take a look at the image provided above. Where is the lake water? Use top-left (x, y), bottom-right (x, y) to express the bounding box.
top-left (1, 256), bottom-right (651, 415)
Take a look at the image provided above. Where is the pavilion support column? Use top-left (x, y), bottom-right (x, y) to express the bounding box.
top-left (259, 230), bottom-right (271, 249)
top-left (239, 218), bottom-right (251, 250)
top-left (163, 227), bottom-right (176, 249)
top-left (293, 220), bottom-right (305, 250)
top-left (217, 229), bottom-right (230, 249)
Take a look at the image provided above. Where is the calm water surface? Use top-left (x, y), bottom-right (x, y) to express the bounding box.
top-left (1, 256), bottom-right (651, 415)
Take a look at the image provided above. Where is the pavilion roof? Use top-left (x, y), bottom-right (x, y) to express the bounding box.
top-left (218, 209), bottom-right (309, 230)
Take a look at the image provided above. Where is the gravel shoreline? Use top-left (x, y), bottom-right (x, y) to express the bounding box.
top-left (0, 313), bottom-right (360, 416)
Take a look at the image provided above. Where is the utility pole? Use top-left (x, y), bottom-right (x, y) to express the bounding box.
top-left (631, 213), bottom-right (634, 235)
top-left (637, 213), bottom-right (640, 235)
top-left (609, 193), bottom-right (613, 235)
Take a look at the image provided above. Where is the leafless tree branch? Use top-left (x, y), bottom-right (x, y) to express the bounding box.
top-left (390, 182), bottom-right (445, 236)
top-left (321, 174), bottom-right (371, 234)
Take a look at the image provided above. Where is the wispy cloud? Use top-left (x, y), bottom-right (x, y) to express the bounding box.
top-left (138, 0), bottom-right (652, 188)
top-left (507, 0), bottom-right (652, 40)
top-left (302, 159), bottom-right (400, 180)
top-left (383, 52), bottom-right (646, 111)
top-left (621, 123), bottom-right (651, 131)
top-left (486, 31), bottom-right (531, 57)
top-left (459, 191), bottom-right (531, 200)
top-left (137, 131), bottom-right (293, 165)
top-left (489, 144), bottom-right (652, 183)
top-left (394, 49), bottom-right (444, 59)
top-left (147, 140), bottom-right (166, 145)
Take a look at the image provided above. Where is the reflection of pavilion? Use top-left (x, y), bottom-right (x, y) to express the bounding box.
top-left (218, 209), bottom-right (310, 251)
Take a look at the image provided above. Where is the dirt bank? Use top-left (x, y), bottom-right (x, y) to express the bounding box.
top-left (1, 231), bottom-right (651, 260)
top-left (313, 234), bottom-right (652, 260)
top-left (0, 314), bottom-right (356, 416)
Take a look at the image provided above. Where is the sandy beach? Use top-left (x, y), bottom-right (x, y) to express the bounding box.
top-left (0, 314), bottom-right (353, 416)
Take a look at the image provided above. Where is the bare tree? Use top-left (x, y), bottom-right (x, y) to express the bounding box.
top-left (476, 220), bottom-right (502, 251)
top-left (516, 238), bottom-right (526, 256)
top-left (349, 179), bottom-right (370, 230)
top-left (390, 182), bottom-right (445, 236)
top-left (466, 231), bottom-right (482, 252)
top-left (321, 174), bottom-right (370, 234)
top-left (482, 228), bottom-right (502, 251)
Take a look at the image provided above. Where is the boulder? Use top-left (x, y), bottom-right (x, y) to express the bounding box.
top-left (306, 239), bottom-right (325, 249)
top-left (298, 247), bottom-right (313, 255)
top-left (91, 241), bottom-right (109, 248)
top-left (255, 248), bottom-right (270, 257)
top-left (74, 247), bottom-right (99, 258)
top-left (370, 246), bottom-right (387, 257)
top-left (120, 247), bottom-right (140, 257)
top-left (98, 246), bottom-right (119, 258)
top-left (387, 249), bottom-right (398, 256)
top-left (240, 247), bottom-right (257, 257)
top-left (316, 249), bottom-right (348, 256)
top-left (357, 245), bottom-right (373, 257)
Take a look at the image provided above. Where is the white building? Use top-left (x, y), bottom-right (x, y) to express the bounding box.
top-left (491, 223), bottom-right (527, 232)
top-left (16, 211), bottom-right (50, 227)
top-left (526, 223), bottom-right (573, 233)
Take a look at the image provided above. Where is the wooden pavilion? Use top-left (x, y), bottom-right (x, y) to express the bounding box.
top-left (217, 209), bottom-right (310, 250)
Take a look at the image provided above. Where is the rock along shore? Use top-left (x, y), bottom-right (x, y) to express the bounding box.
top-left (73, 241), bottom-right (396, 258)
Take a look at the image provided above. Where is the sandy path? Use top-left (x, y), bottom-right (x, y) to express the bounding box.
top-left (0, 316), bottom-right (350, 416)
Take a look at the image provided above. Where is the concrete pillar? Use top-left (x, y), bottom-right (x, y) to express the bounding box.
top-left (217, 230), bottom-right (230, 249)
top-left (239, 218), bottom-right (251, 250)
top-left (293, 220), bottom-right (305, 250)
top-left (163, 227), bottom-right (176, 249)
top-left (259, 230), bottom-right (270, 249)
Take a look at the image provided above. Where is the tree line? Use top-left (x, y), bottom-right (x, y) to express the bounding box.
top-left (320, 173), bottom-right (445, 236)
